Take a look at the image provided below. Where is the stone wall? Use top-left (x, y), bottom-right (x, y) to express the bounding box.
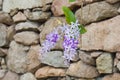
top-left (0, 0), bottom-right (120, 80)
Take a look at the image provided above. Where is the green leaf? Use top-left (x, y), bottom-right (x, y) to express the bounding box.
top-left (69, 0), bottom-right (76, 2)
top-left (62, 6), bottom-right (76, 24)
top-left (79, 25), bottom-right (87, 34)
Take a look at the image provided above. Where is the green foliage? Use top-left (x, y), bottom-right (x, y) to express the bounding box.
top-left (69, 0), bottom-right (76, 2)
top-left (62, 6), bottom-right (87, 34)
top-left (62, 6), bottom-right (76, 24)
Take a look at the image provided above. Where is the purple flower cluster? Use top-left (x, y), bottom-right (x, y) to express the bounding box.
top-left (40, 30), bottom-right (60, 56)
top-left (62, 20), bottom-right (80, 64)
top-left (40, 20), bottom-right (80, 65)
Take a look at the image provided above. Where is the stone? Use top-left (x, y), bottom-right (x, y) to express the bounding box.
top-left (14, 31), bottom-right (39, 46)
top-left (80, 15), bottom-right (120, 52)
top-left (7, 25), bottom-right (16, 42)
top-left (2, 71), bottom-right (20, 80)
top-left (7, 41), bottom-right (29, 73)
top-left (0, 0), bottom-right (2, 10)
top-left (91, 52), bottom-right (102, 58)
top-left (40, 51), bottom-right (68, 68)
top-left (117, 61), bottom-right (120, 71)
top-left (51, 0), bottom-right (95, 16)
top-left (96, 53), bottom-right (113, 73)
top-left (0, 11), bottom-right (13, 25)
top-left (75, 1), bottom-right (118, 25)
top-left (114, 58), bottom-right (119, 66)
top-left (106, 0), bottom-right (120, 4)
top-left (27, 45), bottom-right (41, 72)
top-left (24, 10), bottom-right (51, 22)
top-left (20, 73), bottom-right (37, 80)
top-left (79, 51), bottom-right (95, 65)
top-left (42, 4), bottom-right (51, 11)
top-left (0, 24), bottom-right (7, 47)
top-left (10, 8), bottom-right (19, 16)
top-left (13, 12), bottom-right (27, 22)
top-left (35, 66), bottom-right (66, 78)
top-left (40, 17), bottom-right (66, 50)
top-left (66, 61), bottom-right (99, 78)
top-left (118, 7), bottom-right (120, 13)
top-left (78, 79), bottom-right (95, 80)
top-left (0, 48), bottom-right (8, 57)
top-left (116, 52), bottom-right (120, 59)
top-left (15, 22), bottom-right (39, 32)
top-left (103, 73), bottom-right (120, 80)
top-left (1, 58), bottom-right (7, 69)
top-left (3, 0), bottom-right (53, 12)
top-left (0, 69), bottom-right (7, 79)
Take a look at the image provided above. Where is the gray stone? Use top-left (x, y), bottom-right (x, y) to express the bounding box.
top-left (79, 51), bottom-right (95, 65)
top-left (0, 0), bottom-right (2, 10)
top-left (2, 71), bottom-right (20, 80)
top-left (7, 25), bottom-right (16, 42)
top-left (7, 41), bottom-right (29, 73)
top-left (27, 45), bottom-right (41, 72)
top-left (80, 15), bottom-right (120, 52)
top-left (3, 0), bottom-right (53, 12)
top-left (118, 7), bottom-right (120, 13)
top-left (24, 10), bottom-right (51, 22)
top-left (106, 0), bottom-right (120, 4)
top-left (15, 22), bottom-right (39, 32)
top-left (0, 48), bottom-right (7, 57)
top-left (0, 69), bottom-right (7, 79)
top-left (14, 31), bottom-right (39, 46)
top-left (0, 11), bottom-right (13, 25)
top-left (117, 61), bottom-right (120, 71)
top-left (41, 51), bottom-right (68, 67)
top-left (66, 61), bottom-right (99, 78)
top-left (0, 24), bottom-right (7, 47)
top-left (20, 73), bottom-right (36, 80)
top-left (75, 1), bottom-right (118, 25)
top-left (96, 53), bottom-right (113, 73)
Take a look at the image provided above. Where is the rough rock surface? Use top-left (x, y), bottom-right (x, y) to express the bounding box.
top-left (20, 73), bottom-right (36, 80)
top-left (51, 0), bottom-right (95, 16)
top-left (79, 51), bottom-right (95, 65)
top-left (35, 66), bottom-right (66, 78)
top-left (81, 15), bottom-right (120, 52)
top-left (2, 71), bottom-right (20, 80)
top-left (24, 10), bottom-right (51, 22)
top-left (0, 11), bottom-right (13, 25)
top-left (13, 12), bottom-right (27, 22)
top-left (0, 24), bottom-right (7, 47)
top-left (14, 31), bottom-right (39, 46)
top-left (3, 0), bottom-right (53, 12)
top-left (0, 48), bottom-right (7, 57)
top-left (0, 70), bottom-right (7, 79)
top-left (96, 53), bottom-right (113, 73)
top-left (117, 61), bottom-right (120, 71)
top-left (7, 41), bottom-right (29, 73)
top-left (75, 1), bottom-right (118, 25)
top-left (27, 45), bottom-right (41, 72)
top-left (66, 61), bottom-right (99, 78)
top-left (15, 22), bottom-right (39, 32)
top-left (40, 51), bottom-right (68, 68)
top-left (103, 73), bottom-right (120, 80)
top-left (40, 17), bottom-right (66, 49)
top-left (106, 0), bottom-right (120, 4)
